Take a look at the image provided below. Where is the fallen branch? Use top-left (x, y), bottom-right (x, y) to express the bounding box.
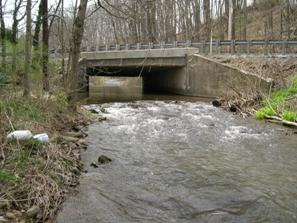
top-left (264, 115), bottom-right (297, 128)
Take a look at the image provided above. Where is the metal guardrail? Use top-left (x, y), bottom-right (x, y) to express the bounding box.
top-left (50, 40), bottom-right (297, 55)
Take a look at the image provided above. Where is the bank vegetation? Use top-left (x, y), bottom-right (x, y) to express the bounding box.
top-left (0, 0), bottom-right (297, 222)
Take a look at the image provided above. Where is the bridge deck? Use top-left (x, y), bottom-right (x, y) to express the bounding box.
top-left (80, 48), bottom-right (198, 69)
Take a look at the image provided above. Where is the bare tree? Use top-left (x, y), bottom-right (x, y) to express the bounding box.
top-left (11, 0), bottom-right (24, 74)
top-left (228, 0), bottom-right (233, 40)
top-left (23, 0), bottom-right (31, 97)
top-left (0, 0), bottom-right (6, 70)
top-left (68, 0), bottom-right (88, 98)
top-left (42, 0), bottom-right (49, 92)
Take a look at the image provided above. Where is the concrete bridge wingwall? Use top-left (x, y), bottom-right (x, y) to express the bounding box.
top-left (79, 49), bottom-right (273, 98)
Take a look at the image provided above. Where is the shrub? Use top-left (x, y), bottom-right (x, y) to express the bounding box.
top-left (256, 74), bottom-right (297, 122)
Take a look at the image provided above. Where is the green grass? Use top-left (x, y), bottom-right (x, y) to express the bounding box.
top-left (256, 74), bottom-right (297, 122)
top-left (0, 71), bottom-right (10, 85)
top-left (255, 106), bottom-right (275, 119)
top-left (17, 150), bottom-right (30, 168)
top-left (23, 138), bottom-right (42, 151)
top-left (0, 169), bottom-right (16, 184)
top-left (281, 111), bottom-right (297, 122)
top-left (0, 98), bottom-right (44, 122)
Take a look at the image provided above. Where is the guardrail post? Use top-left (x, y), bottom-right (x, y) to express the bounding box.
top-left (116, 44), bottom-right (120, 50)
top-left (215, 40), bottom-right (219, 54)
top-left (231, 40), bottom-right (235, 55)
top-left (86, 46), bottom-right (90, 52)
top-left (203, 41), bottom-right (206, 54)
top-left (265, 40), bottom-right (269, 55)
top-left (247, 40), bottom-right (251, 55)
top-left (105, 45), bottom-right (109, 51)
top-left (148, 42), bottom-right (153, 49)
top-left (95, 45), bottom-right (99, 52)
top-left (160, 41), bottom-right (164, 49)
top-left (136, 43), bottom-right (141, 50)
top-left (186, 40), bottom-right (191, 48)
top-left (173, 41), bottom-right (177, 48)
top-left (125, 44), bottom-right (129, 50)
top-left (282, 40), bottom-right (287, 55)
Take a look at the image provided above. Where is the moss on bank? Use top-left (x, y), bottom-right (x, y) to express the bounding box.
top-left (255, 74), bottom-right (297, 122)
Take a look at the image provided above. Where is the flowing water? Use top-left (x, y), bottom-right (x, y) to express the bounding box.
top-left (57, 79), bottom-right (297, 223)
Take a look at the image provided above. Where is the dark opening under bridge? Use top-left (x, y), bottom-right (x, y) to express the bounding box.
top-left (77, 40), bottom-right (296, 97)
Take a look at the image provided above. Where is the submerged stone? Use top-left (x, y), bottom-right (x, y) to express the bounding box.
top-left (98, 155), bottom-right (112, 164)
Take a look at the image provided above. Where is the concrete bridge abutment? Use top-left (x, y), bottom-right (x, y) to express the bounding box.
top-left (79, 49), bottom-right (272, 98)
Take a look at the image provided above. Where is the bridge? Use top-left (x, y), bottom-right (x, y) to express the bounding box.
top-left (77, 40), bottom-right (293, 97)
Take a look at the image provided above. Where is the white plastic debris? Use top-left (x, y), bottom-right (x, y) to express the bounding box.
top-left (33, 133), bottom-right (49, 143)
top-left (7, 130), bottom-right (33, 140)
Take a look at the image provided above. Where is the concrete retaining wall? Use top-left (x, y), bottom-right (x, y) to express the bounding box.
top-left (143, 55), bottom-right (273, 98)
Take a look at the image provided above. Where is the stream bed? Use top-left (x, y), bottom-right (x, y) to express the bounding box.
top-left (57, 100), bottom-right (297, 223)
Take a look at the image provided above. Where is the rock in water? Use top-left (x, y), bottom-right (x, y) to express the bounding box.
top-left (212, 100), bottom-right (222, 107)
top-left (98, 155), bottom-right (112, 164)
top-left (229, 104), bottom-right (237, 113)
top-left (98, 117), bottom-right (107, 122)
top-left (90, 162), bottom-right (99, 168)
top-left (100, 108), bottom-right (108, 113)
top-left (89, 109), bottom-right (99, 114)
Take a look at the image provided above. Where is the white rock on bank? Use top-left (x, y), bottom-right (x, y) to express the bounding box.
top-left (7, 130), bottom-right (33, 140)
top-left (33, 133), bottom-right (49, 143)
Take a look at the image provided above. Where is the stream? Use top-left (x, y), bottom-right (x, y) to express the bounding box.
top-left (57, 78), bottom-right (297, 223)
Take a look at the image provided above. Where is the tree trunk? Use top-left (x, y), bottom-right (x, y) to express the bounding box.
top-left (42, 0), bottom-right (49, 92)
top-left (23, 0), bottom-right (31, 97)
top-left (193, 0), bottom-right (201, 39)
top-left (228, 0), bottom-right (233, 40)
top-left (203, 0), bottom-right (211, 39)
top-left (60, 0), bottom-right (66, 82)
top-left (243, 0), bottom-right (247, 40)
top-left (11, 0), bottom-right (23, 76)
top-left (68, 0), bottom-right (88, 99)
top-left (0, 0), bottom-right (6, 70)
top-left (33, 1), bottom-right (43, 48)
top-left (32, 1), bottom-right (43, 67)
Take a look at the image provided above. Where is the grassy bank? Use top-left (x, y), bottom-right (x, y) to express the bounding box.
top-left (0, 61), bottom-right (92, 222)
top-left (255, 74), bottom-right (297, 124)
